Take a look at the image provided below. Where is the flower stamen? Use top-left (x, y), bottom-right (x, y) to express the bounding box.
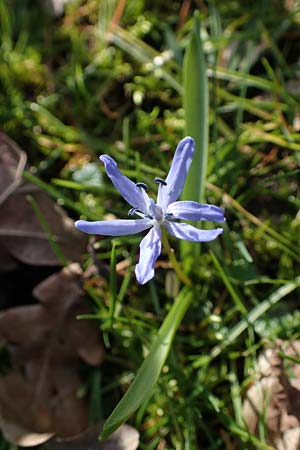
top-left (136, 182), bottom-right (148, 191)
top-left (128, 207), bottom-right (138, 216)
top-left (154, 177), bottom-right (167, 186)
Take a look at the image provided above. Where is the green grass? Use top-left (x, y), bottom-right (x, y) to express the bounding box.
top-left (1, 0), bottom-right (300, 449)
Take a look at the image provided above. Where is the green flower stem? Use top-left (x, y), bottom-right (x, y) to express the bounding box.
top-left (161, 228), bottom-right (192, 286)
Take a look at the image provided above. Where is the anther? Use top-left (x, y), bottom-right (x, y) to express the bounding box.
top-left (136, 182), bottom-right (148, 191)
top-left (154, 177), bottom-right (167, 186)
top-left (128, 208), bottom-right (138, 216)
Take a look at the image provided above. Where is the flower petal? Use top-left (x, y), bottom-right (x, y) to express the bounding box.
top-left (100, 155), bottom-right (149, 212)
top-left (167, 201), bottom-right (225, 222)
top-left (75, 219), bottom-right (152, 236)
top-left (135, 227), bottom-right (162, 284)
top-left (157, 137), bottom-right (194, 210)
top-left (165, 221), bottom-right (223, 242)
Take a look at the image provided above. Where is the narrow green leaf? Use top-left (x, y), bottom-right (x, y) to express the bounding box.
top-left (110, 25), bottom-right (182, 94)
top-left (23, 171), bottom-right (99, 220)
top-left (211, 275), bottom-right (300, 359)
top-left (100, 286), bottom-right (194, 440)
top-left (207, 66), bottom-right (274, 91)
top-left (210, 251), bottom-right (248, 315)
top-left (108, 240), bottom-right (118, 325)
top-left (182, 13), bottom-right (208, 204)
top-left (97, 0), bottom-right (118, 40)
top-left (181, 12), bottom-right (209, 263)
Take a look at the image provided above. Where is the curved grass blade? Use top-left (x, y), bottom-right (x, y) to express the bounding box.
top-left (100, 286), bottom-right (194, 440)
top-left (108, 25), bottom-right (182, 94)
top-left (211, 275), bottom-right (300, 359)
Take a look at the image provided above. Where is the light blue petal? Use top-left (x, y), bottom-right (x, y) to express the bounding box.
top-left (135, 227), bottom-right (162, 284)
top-left (75, 219), bottom-right (152, 236)
top-left (165, 221), bottom-right (223, 242)
top-left (100, 155), bottom-right (149, 212)
top-left (167, 201), bottom-right (225, 222)
top-left (157, 137), bottom-right (194, 210)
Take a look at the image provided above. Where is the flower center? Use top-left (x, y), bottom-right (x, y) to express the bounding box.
top-left (128, 178), bottom-right (172, 225)
top-left (148, 199), bottom-right (163, 223)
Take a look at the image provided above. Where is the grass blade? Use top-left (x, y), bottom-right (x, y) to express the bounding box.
top-left (211, 275), bottom-right (300, 359)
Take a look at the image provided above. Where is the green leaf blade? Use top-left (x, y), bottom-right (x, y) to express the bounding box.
top-left (182, 13), bottom-right (209, 204)
top-left (100, 286), bottom-right (194, 440)
top-left (181, 13), bottom-right (209, 264)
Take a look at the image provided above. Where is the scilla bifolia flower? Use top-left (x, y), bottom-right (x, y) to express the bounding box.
top-left (75, 137), bottom-right (225, 284)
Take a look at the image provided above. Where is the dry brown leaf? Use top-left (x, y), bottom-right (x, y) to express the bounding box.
top-left (243, 341), bottom-right (300, 450)
top-left (0, 133), bottom-right (88, 268)
top-left (46, 423), bottom-right (139, 450)
top-left (0, 132), bottom-right (27, 203)
top-left (0, 242), bottom-right (19, 271)
top-left (0, 416), bottom-right (54, 447)
top-left (0, 264), bottom-right (104, 446)
top-left (274, 427), bottom-right (300, 450)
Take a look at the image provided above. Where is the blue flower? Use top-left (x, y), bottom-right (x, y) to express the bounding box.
top-left (75, 137), bottom-right (225, 284)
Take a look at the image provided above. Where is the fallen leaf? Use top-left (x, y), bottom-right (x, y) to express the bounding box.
top-left (0, 416), bottom-right (54, 448)
top-left (46, 423), bottom-right (139, 450)
top-left (243, 341), bottom-right (300, 450)
top-left (0, 242), bottom-right (19, 271)
top-left (0, 372), bottom-right (53, 434)
top-left (0, 133), bottom-right (88, 268)
top-left (0, 264), bottom-right (104, 446)
top-left (274, 427), bottom-right (300, 450)
top-left (0, 132), bottom-right (27, 203)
